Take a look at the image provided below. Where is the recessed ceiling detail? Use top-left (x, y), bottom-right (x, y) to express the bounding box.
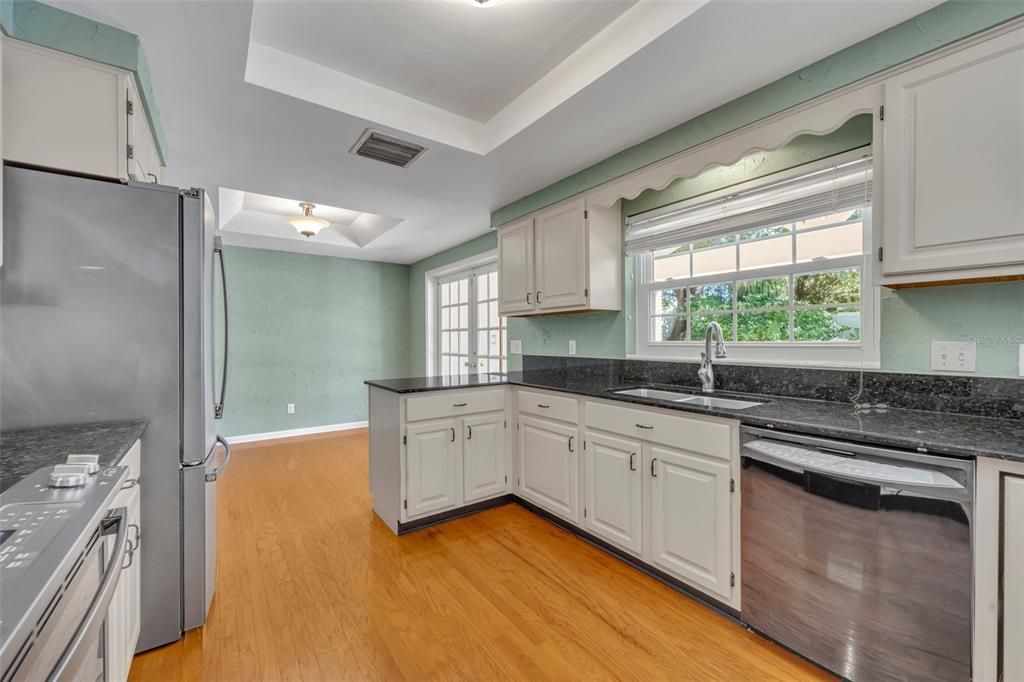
top-left (218, 188), bottom-right (403, 256)
top-left (245, 0), bottom-right (710, 154)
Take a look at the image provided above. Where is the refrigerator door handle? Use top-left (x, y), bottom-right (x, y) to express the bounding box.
top-left (205, 435), bottom-right (232, 482)
top-left (214, 237), bottom-right (228, 420)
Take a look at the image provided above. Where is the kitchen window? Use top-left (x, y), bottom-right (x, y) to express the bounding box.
top-left (434, 261), bottom-right (507, 376)
top-left (630, 149), bottom-right (878, 367)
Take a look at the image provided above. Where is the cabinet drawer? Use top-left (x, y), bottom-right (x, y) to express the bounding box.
top-left (518, 389), bottom-right (579, 424)
top-left (585, 401), bottom-right (733, 461)
top-left (405, 389), bottom-right (505, 422)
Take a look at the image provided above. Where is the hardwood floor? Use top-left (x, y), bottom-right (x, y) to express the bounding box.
top-left (128, 430), bottom-right (830, 681)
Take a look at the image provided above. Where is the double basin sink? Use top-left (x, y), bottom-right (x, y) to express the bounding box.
top-left (611, 386), bottom-right (765, 410)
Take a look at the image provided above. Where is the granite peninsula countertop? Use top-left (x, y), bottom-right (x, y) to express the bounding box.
top-left (0, 420), bottom-right (148, 493)
top-left (365, 373), bottom-right (1024, 462)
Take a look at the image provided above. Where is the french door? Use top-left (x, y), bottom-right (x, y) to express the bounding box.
top-left (436, 263), bottom-right (506, 376)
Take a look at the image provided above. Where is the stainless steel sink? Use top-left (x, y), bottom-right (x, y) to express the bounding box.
top-left (613, 387), bottom-right (764, 410)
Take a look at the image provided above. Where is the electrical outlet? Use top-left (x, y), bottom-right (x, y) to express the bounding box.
top-left (568, 340), bottom-right (577, 355)
top-left (930, 341), bottom-right (976, 372)
top-left (510, 339), bottom-right (522, 354)
top-left (287, 403), bottom-right (295, 414)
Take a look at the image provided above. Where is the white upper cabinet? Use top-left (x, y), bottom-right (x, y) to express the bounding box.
top-left (584, 431), bottom-right (643, 555)
top-left (2, 37), bottom-right (163, 184)
top-left (496, 195), bottom-right (622, 316)
top-left (497, 217), bottom-right (535, 314)
top-left (535, 197), bottom-right (588, 310)
top-left (880, 27), bottom-right (1024, 283)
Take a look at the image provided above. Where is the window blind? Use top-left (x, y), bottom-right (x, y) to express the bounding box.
top-left (625, 153), bottom-right (872, 255)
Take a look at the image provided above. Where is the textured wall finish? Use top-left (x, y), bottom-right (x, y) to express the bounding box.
top-left (217, 246), bottom-right (409, 437)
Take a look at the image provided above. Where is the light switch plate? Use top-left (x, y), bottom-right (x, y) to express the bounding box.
top-left (287, 403), bottom-right (295, 414)
top-left (930, 341), bottom-right (976, 372)
top-left (568, 340), bottom-right (577, 355)
top-left (510, 339), bottom-right (522, 354)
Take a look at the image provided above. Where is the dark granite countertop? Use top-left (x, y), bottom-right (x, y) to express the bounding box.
top-left (0, 420), bottom-right (147, 493)
top-left (365, 374), bottom-right (1024, 462)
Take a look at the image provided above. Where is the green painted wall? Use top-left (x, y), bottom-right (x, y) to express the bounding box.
top-left (217, 246), bottom-right (410, 437)
top-left (881, 283), bottom-right (1024, 376)
top-left (492, 1), bottom-right (1024, 226)
top-left (1, 0), bottom-right (168, 163)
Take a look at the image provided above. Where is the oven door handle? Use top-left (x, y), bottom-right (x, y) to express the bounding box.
top-left (49, 508), bottom-right (130, 682)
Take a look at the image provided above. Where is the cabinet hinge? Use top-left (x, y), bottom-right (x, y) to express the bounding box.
top-left (127, 99), bottom-right (134, 115)
top-left (584, 209), bottom-right (589, 220)
top-left (402, 434), bottom-right (407, 445)
top-left (730, 478), bottom-right (735, 493)
top-left (583, 440), bottom-right (587, 450)
top-left (879, 105), bottom-right (885, 121)
top-left (517, 478), bottom-right (520, 486)
top-left (504, 419), bottom-right (507, 428)
top-left (584, 288), bottom-right (589, 298)
top-left (583, 507), bottom-right (587, 518)
top-left (505, 475), bottom-right (508, 484)
top-left (127, 144), bottom-right (135, 160)
top-left (878, 246), bottom-right (884, 262)
top-left (730, 572), bottom-right (735, 588)
top-left (404, 499), bottom-right (407, 510)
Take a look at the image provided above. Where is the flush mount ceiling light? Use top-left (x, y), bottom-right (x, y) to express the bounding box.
top-left (287, 202), bottom-right (330, 238)
top-left (466, 0), bottom-right (503, 7)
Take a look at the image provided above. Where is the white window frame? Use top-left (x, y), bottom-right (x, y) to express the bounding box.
top-left (631, 152), bottom-right (880, 369)
top-left (425, 250), bottom-right (505, 376)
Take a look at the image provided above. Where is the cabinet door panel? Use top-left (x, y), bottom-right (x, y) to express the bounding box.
top-left (535, 198), bottom-right (587, 310)
top-left (647, 445), bottom-right (732, 600)
top-left (1005, 475), bottom-right (1024, 681)
top-left (518, 416), bottom-right (578, 523)
top-left (406, 418), bottom-right (460, 518)
top-left (585, 432), bottom-right (642, 554)
top-left (497, 218), bottom-right (535, 314)
top-left (882, 29), bottom-right (1024, 275)
top-left (106, 483), bottom-right (141, 682)
top-left (463, 412), bottom-right (507, 503)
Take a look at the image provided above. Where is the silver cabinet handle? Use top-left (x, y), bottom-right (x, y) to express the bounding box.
top-left (214, 238), bottom-right (229, 420)
top-left (121, 478), bottom-right (139, 490)
top-left (636, 423), bottom-right (654, 430)
top-left (205, 435), bottom-right (232, 482)
top-left (651, 458), bottom-right (658, 477)
top-left (450, 427), bottom-right (456, 442)
top-left (568, 436), bottom-right (575, 453)
top-left (467, 425), bottom-right (473, 440)
top-left (537, 403), bottom-right (550, 409)
top-left (453, 402), bottom-right (468, 407)
top-left (629, 453), bottom-right (637, 471)
top-left (52, 509), bottom-right (129, 680)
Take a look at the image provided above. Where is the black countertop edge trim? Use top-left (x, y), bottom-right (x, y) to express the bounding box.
top-left (367, 378), bottom-right (1022, 461)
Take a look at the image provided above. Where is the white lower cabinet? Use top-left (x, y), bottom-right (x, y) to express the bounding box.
top-left (583, 431), bottom-right (643, 554)
top-left (463, 412), bottom-right (507, 504)
top-left (645, 444), bottom-right (733, 601)
top-left (107, 480), bottom-right (141, 682)
top-left (518, 415), bottom-right (579, 524)
top-left (405, 418), bottom-right (461, 518)
top-left (1004, 475), bottom-right (1024, 681)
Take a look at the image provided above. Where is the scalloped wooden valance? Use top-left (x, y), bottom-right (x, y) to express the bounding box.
top-left (586, 83), bottom-right (882, 210)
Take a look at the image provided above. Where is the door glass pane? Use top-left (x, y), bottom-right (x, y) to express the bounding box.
top-left (435, 265), bottom-right (505, 376)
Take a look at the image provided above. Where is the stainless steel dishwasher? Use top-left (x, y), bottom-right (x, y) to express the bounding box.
top-left (739, 426), bottom-right (973, 682)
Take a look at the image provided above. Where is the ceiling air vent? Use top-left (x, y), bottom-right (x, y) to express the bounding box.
top-left (350, 129), bottom-right (428, 168)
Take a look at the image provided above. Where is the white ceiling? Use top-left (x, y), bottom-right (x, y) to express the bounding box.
top-left (251, 0), bottom-right (639, 123)
top-left (219, 188), bottom-right (403, 252)
top-left (47, 0), bottom-right (943, 264)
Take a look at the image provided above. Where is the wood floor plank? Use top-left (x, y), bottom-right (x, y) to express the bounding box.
top-left (128, 430), bottom-right (831, 681)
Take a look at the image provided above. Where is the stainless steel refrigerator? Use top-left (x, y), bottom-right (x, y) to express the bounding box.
top-left (0, 164), bottom-right (229, 651)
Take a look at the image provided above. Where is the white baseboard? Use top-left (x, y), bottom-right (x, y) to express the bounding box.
top-left (225, 420), bottom-right (368, 444)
